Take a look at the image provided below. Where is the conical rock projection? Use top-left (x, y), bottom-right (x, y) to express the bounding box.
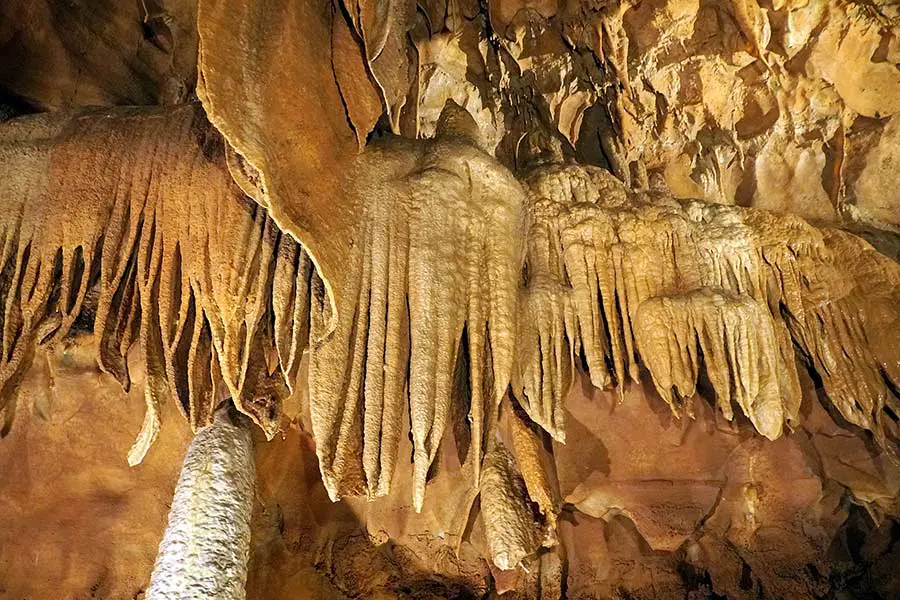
top-left (0, 106), bottom-right (899, 546)
top-left (479, 441), bottom-right (545, 571)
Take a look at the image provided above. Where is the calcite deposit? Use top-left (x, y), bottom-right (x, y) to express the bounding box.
top-left (0, 0), bottom-right (899, 598)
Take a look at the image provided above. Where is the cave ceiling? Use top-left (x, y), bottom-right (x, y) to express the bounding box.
top-left (1, 0), bottom-right (900, 599)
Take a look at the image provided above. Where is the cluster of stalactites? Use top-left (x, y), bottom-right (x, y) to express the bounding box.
top-left (306, 137), bottom-right (525, 509)
top-left (0, 105), bottom-right (530, 515)
top-left (513, 163), bottom-right (900, 450)
top-left (0, 105), bottom-right (314, 463)
top-left (1, 106), bottom-right (899, 548)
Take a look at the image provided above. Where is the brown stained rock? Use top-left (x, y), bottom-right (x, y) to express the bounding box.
top-left (1, 340), bottom-right (899, 599)
top-left (2, 2), bottom-right (900, 595)
top-left (409, 0), bottom-right (900, 230)
top-left (0, 341), bottom-right (193, 599)
top-left (845, 116), bottom-right (900, 227)
top-left (692, 435), bottom-right (849, 599)
top-left (555, 370), bottom-right (900, 599)
top-left (0, 0), bottom-right (198, 109)
top-left (558, 379), bottom-right (739, 550)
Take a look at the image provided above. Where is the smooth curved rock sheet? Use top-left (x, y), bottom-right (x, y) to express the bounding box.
top-left (340, 0), bottom-right (416, 131)
top-left (196, 0), bottom-right (368, 323)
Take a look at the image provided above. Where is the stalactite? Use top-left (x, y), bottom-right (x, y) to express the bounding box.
top-left (0, 105), bottom-right (311, 461)
top-left (480, 442), bottom-right (544, 570)
top-left (1, 104), bottom-right (898, 523)
top-left (306, 107), bottom-right (526, 508)
top-left (515, 163), bottom-right (900, 452)
top-left (508, 403), bottom-right (557, 530)
top-left (634, 289), bottom-right (800, 439)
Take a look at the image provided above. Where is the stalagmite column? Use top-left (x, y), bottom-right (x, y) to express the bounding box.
top-left (145, 405), bottom-right (256, 600)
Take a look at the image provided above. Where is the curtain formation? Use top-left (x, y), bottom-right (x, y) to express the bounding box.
top-left (1, 106), bottom-right (898, 532)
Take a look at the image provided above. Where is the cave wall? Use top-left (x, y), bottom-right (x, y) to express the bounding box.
top-left (4, 0), bottom-right (900, 240)
top-left (0, 0), bottom-right (197, 109)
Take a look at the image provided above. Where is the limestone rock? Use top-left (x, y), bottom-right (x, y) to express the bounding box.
top-left (2, 0), bottom-right (900, 597)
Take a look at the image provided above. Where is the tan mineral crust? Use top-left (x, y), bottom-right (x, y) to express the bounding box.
top-left (0, 0), bottom-right (899, 599)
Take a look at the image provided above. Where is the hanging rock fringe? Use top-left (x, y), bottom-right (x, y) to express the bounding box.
top-left (0, 105), bottom-right (313, 463)
top-left (514, 164), bottom-right (900, 453)
top-left (0, 108), bottom-right (898, 515)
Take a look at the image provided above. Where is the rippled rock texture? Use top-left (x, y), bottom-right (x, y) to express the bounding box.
top-left (0, 0), bottom-right (899, 598)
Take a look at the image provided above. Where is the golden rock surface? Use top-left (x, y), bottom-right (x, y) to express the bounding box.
top-left (1, 0), bottom-right (900, 597)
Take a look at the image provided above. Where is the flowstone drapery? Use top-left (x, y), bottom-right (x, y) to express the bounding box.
top-left (1, 0), bottom-right (900, 594)
top-left (1, 100), bottom-right (899, 574)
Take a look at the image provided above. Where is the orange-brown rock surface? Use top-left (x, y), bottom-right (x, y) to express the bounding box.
top-left (1, 0), bottom-right (900, 598)
top-left (0, 0), bottom-right (198, 108)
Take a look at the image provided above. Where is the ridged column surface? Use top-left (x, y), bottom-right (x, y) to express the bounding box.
top-left (146, 408), bottom-right (255, 600)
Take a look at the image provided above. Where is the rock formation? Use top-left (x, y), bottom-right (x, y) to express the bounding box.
top-left (146, 407), bottom-right (255, 600)
top-left (0, 0), bottom-right (899, 598)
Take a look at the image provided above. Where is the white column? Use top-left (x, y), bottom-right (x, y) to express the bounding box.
top-left (146, 406), bottom-right (256, 600)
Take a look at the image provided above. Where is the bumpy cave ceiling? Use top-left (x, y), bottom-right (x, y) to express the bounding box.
top-left (1, 0), bottom-right (900, 599)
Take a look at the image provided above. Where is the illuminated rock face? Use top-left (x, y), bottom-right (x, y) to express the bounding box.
top-left (416, 0), bottom-right (900, 233)
top-left (0, 0), bottom-right (899, 598)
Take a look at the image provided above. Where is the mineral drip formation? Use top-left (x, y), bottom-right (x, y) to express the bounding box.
top-left (0, 104), bottom-right (898, 536)
top-left (145, 406), bottom-right (256, 600)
